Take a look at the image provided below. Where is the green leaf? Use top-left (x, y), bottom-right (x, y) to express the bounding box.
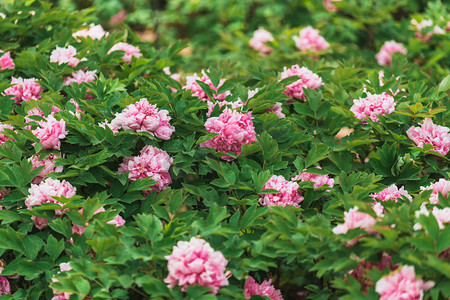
top-left (258, 132), bottom-right (278, 161)
top-left (46, 234), bottom-right (65, 261)
top-left (305, 144), bottom-right (329, 168)
top-left (438, 75), bottom-right (450, 92)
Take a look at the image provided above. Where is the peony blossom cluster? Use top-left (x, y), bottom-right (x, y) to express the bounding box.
top-left (413, 205), bottom-right (450, 231)
top-left (243, 277), bottom-right (283, 300)
top-left (164, 237), bottom-right (229, 294)
top-left (420, 178), bottom-right (450, 204)
top-left (32, 115), bottom-right (67, 150)
top-left (25, 106), bottom-right (61, 130)
top-left (184, 71), bottom-right (230, 102)
top-left (350, 92), bottom-right (396, 124)
top-left (370, 184), bottom-right (412, 216)
top-left (0, 123), bottom-right (14, 146)
top-left (72, 207), bottom-right (125, 236)
top-left (110, 98), bottom-right (175, 140)
top-left (249, 28), bottom-right (274, 55)
top-left (0, 51), bottom-right (14, 71)
top-left (29, 153), bottom-right (64, 184)
top-left (51, 262), bottom-right (72, 300)
top-left (108, 42), bottom-right (142, 63)
top-left (259, 175), bottom-right (303, 207)
top-left (332, 206), bottom-right (377, 235)
top-left (407, 118), bottom-right (450, 156)
top-left (73, 24), bottom-right (108, 40)
top-left (118, 145), bottom-right (173, 193)
top-left (3, 77), bottom-right (43, 103)
top-left (375, 40), bottom-right (407, 66)
top-left (201, 108), bottom-right (257, 161)
top-left (411, 19), bottom-right (445, 42)
top-left (375, 265), bottom-right (434, 300)
top-left (291, 167), bottom-right (335, 189)
top-left (25, 178), bottom-right (76, 229)
top-left (64, 69), bottom-right (97, 86)
top-left (50, 45), bottom-right (82, 67)
top-left (279, 65), bottom-right (322, 100)
top-left (293, 26), bottom-right (329, 53)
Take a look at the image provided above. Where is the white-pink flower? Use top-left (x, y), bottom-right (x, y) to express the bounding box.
top-left (110, 98), bottom-right (175, 140)
top-left (350, 92), bottom-right (396, 124)
top-left (164, 237), bottom-right (228, 294)
top-left (291, 167), bottom-right (334, 189)
top-left (52, 262), bottom-right (73, 300)
top-left (29, 153), bottom-right (64, 184)
top-left (411, 19), bottom-right (445, 42)
top-left (279, 65), bottom-right (322, 100)
top-left (118, 145), bottom-right (173, 194)
top-left (259, 175), bottom-right (303, 207)
top-left (375, 265), bottom-right (434, 300)
top-left (201, 108), bottom-right (257, 161)
top-left (420, 178), bottom-right (450, 204)
top-left (32, 115), bottom-right (67, 150)
top-left (73, 24), bottom-right (108, 40)
top-left (183, 71), bottom-right (230, 102)
top-left (370, 184), bottom-right (412, 216)
top-left (249, 28), bottom-right (274, 55)
top-left (293, 26), bottom-right (329, 53)
top-left (25, 106), bottom-right (61, 130)
top-left (25, 178), bottom-right (76, 229)
top-left (407, 118), bottom-right (450, 156)
top-left (0, 123), bottom-right (14, 146)
top-left (108, 42), bottom-right (142, 63)
top-left (50, 45), bottom-right (82, 67)
top-left (332, 206), bottom-right (377, 235)
top-left (375, 40), bottom-right (407, 66)
top-left (413, 206), bottom-right (450, 231)
top-left (243, 276), bottom-right (283, 300)
top-left (64, 70), bottom-right (97, 86)
top-left (3, 77), bottom-right (43, 104)
top-left (0, 51), bottom-right (15, 70)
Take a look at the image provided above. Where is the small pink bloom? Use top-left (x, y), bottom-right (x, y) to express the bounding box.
top-left (50, 45), bottom-right (81, 67)
top-left (323, 0), bottom-right (341, 12)
top-left (0, 123), bottom-right (14, 146)
top-left (407, 118), bottom-right (450, 156)
top-left (201, 108), bottom-right (257, 161)
top-left (375, 41), bottom-right (407, 66)
top-left (73, 24), bottom-right (108, 40)
top-left (291, 167), bottom-right (334, 189)
top-left (420, 178), bottom-right (450, 204)
top-left (183, 71), bottom-right (231, 102)
top-left (293, 26), bottom-right (329, 53)
top-left (164, 237), bottom-right (229, 294)
top-left (3, 77), bottom-right (43, 104)
top-left (243, 276), bottom-right (283, 300)
top-left (279, 65), bottom-right (322, 100)
top-left (0, 51), bottom-right (15, 71)
top-left (414, 206), bottom-right (450, 231)
top-left (108, 42), bottom-right (142, 63)
top-left (29, 153), bottom-right (64, 184)
top-left (52, 262), bottom-right (72, 300)
top-left (375, 265), bottom-right (434, 300)
top-left (350, 92), bottom-right (396, 124)
top-left (64, 70), bottom-right (97, 86)
top-left (32, 115), bottom-right (67, 150)
top-left (249, 28), bottom-right (274, 55)
top-left (370, 184), bottom-right (412, 216)
top-left (332, 206), bottom-right (377, 235)
top-left (259, 175), bottom-right (303, 207)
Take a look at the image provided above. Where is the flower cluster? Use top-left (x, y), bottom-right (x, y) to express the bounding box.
top-left (50, 45), bottom-right (82, 67)
top-left (118, 145), bottom-right (173, 193)
top-left (350, 92), bottom-right (396, 124)
top-left (259, 175), bottom-right (303, 207)
top-left (29, 153), bottom-right (64, 184)
top-left (64, 69), bottom-right (97, 86)
top-left (32, 115), bottom-right (67, 150)
top-left (110, 98), bottom-right (175, 140)
top-left (375, 40), bottom-right (407, 66)
top-left (25, 178), bottom-right (76, 229)
top-left (3, 77), bottom-right (43, 103)
top-left (407, 118), bottom-right (450, 156)
top-left (332, 206), bottom-right (377, 235)
top-left (184, 71), bottom-right (230, 101)
top-left (420, 178), bottom-right (450, 204)
top-left (279, 65), bottom-right (322, 100)
top-left (201, 108), bottom-right (257, 161)
top-left (413, 206), bottom-right (450, 231)
top-left (371, 184), bottom-right (412, 216)
top-left (0, 123), bottom-right (14, 146)
top-left (51, 262), bottom-right (72, 300)
top-left (108, 42), bottom-right (142, 63)
top-left (375, 265), bottom-right (434, 300)
top-left (0, 51), bottom-right (14, 71)
top-left (291, 167), bottom-right (335, 189)
top-left (243, 277), bottom-right (283, 300)
top-left (72, 207), bottom-right (125, 236)
top-left (73, 24), bottom-right (108, 40)
top-left (411, 19), bottom-right (445, 42)
top-left (293, 26), bottom-right (329, 53)
top-left (164, 237), bottom-right (229, 294)
top-left (249, 28), bottom-right (274, 54)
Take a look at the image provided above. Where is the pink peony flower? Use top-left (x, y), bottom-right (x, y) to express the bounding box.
top-left (332, 206), bottom-right (377, 235)
top-left (375, 41), bottom-right (407, 66)
top-left (375, 265), bottom-right (434, 300)
top-left (3, 77), bottom-right (43, 104)
top-left (0, 51), bottom-right (15, 70)
top-left (247, 88), bottom-right (285, 118)
top-left (206, 99), bottom-right (244, 117)
top-left (413, 205), bottom-right (450, 231)
top-left (25, 106), bottom-right (61, 130)
top-left (0, 123), bottom-right (14, 146)
top-left (72, 207), bottom-right (125, 236)
top-left (323, 0), bottom-right (341, 12)
top-left (29, 153), bottom-right (64, 184)
top-left (0, 275), bottom-right (10, 295)
top-left (249, 28), bottom-right (274, 55)
top-left (370, 184), bottom-right (412, 216)
top-left (64, 69), bottom-right (97, 86)
top-left (184, 71), bottom-right (231, 102)
top-left (50, 45), bottom-right (82, 67)
top-left (420, 178), bottom-right (450, 204)
top-left (32, 115), bottom-right (67, 150)
top-left (201, 108), bottom-right (257, 161)
top-left (110, 98), bottom-right (175, 140)
top-left (279, 65), bottom-right (322, 100)
top-left (407, 118), bottom-right (450, 156)
top-left (25, 178), bottom-right (76, 229)
top-left (293, 26), bottom-right (329, 53)
top-left (164, 237), bottom-right (229, 294)
top-left (291, 167), bottom-right (335, 189)
top-left (259, 175), bottom-right (303, 207)
top-left (243, 276), bottom-right (283, 300)
top-left (108, 42), bottom-right (142, 63)
top-left (118, 145), bottom-right (173, 193)
top-left (52, 262), bottom-right (72, 300)
top-left (73, 24), bottom-right (108, 40)
top-left (350, 92), bottom-right (396, 124)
